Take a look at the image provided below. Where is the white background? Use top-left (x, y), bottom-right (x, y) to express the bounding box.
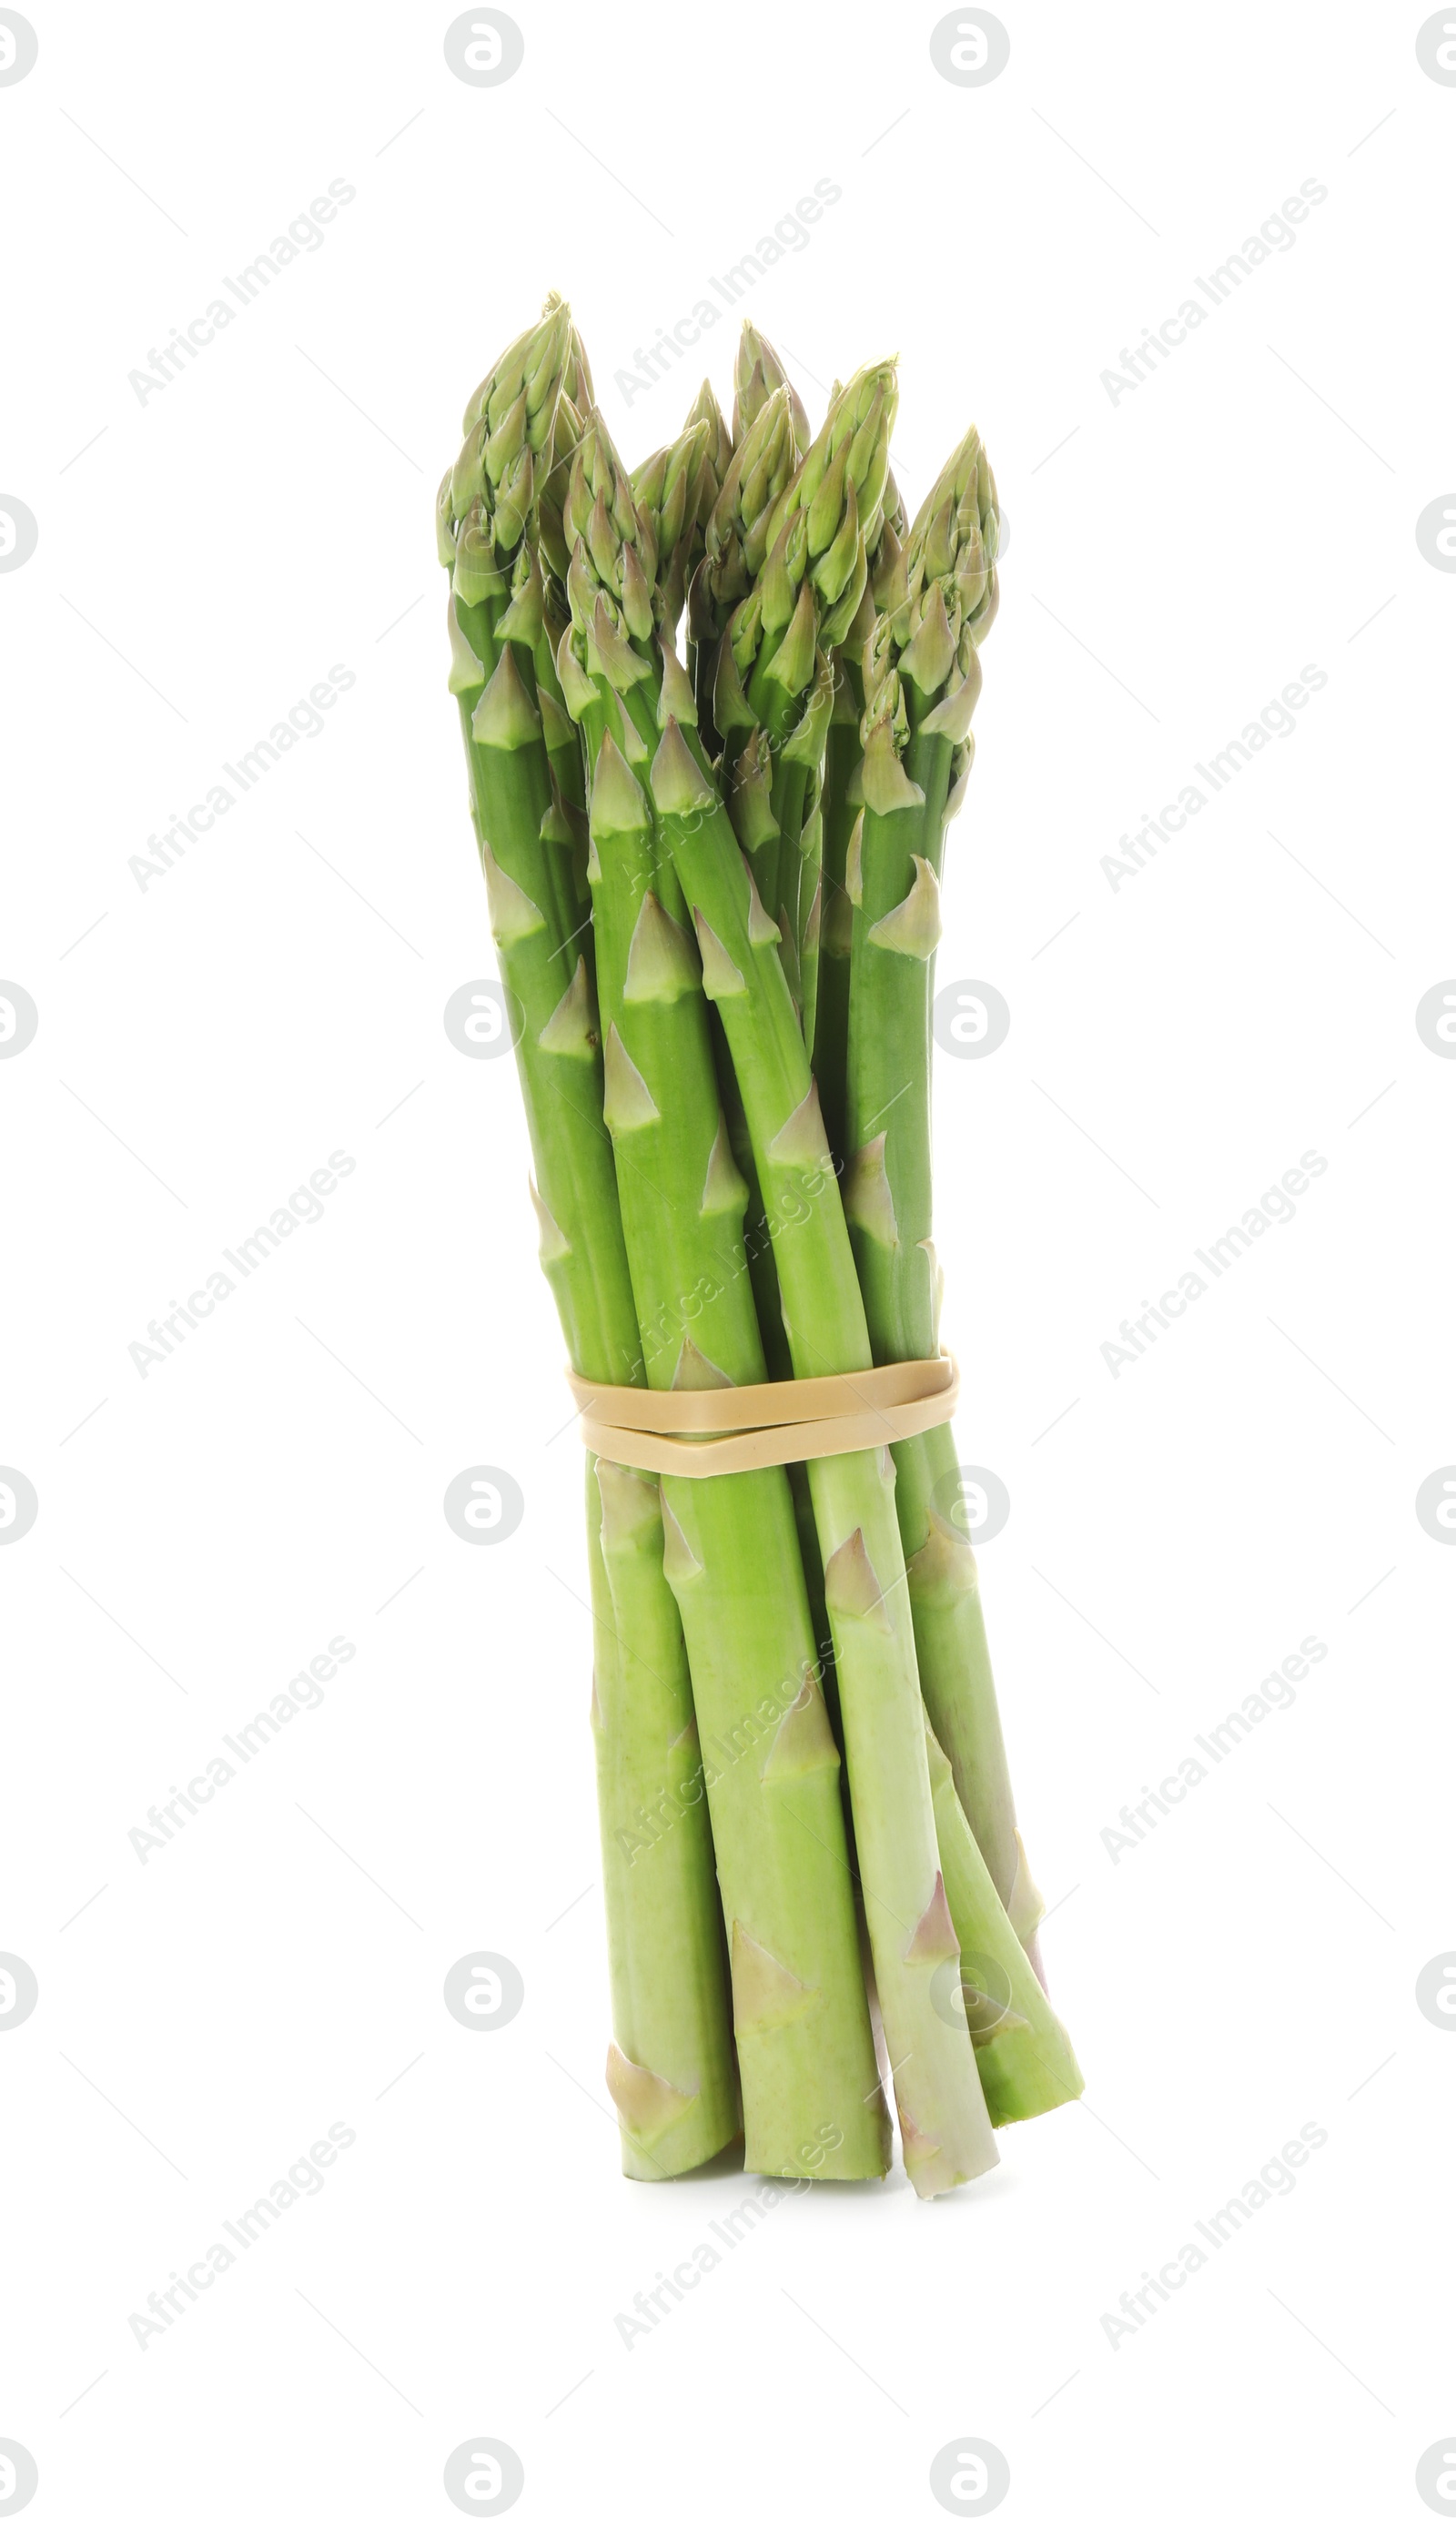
top-left (3, 2), bottom-right (1454, 2520)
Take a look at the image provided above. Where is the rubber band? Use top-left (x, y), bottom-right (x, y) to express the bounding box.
top-left (567, 1353), bottom-right (960, 1477)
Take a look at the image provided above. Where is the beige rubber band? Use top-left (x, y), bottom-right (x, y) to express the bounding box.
top-left (568, 1352), bottom-right (960, 1477)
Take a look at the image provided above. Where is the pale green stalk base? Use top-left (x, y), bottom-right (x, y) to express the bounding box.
top-left (589, 1458), bottom-right (743, 2177)
top-left (660, 1468), bottom-right (891, 2180)
top-left (895, 1422), bottom-right (1038, 1940)
top-left (925, 1721), bottom-right (1081, 2125)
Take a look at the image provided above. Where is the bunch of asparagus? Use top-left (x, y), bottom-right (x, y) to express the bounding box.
top-left (439, 298), bottom-right (1081, 2198)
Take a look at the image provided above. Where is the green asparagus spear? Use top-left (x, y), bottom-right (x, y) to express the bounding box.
top-left (440, 313), bottom-right (739, 2175)
top-left (554, 411), bottom-right (891, 2178)
top-left (844, 424), bottom-right (1047, 1967)
top-left (652, 709), bottom-right (999, 2198)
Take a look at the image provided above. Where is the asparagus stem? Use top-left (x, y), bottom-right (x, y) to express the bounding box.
top-left (589, 733), bottom-right (889, 2173)
top-left (460, 637), bottom-right (738, 2168)
top-left (794, 443), bottom-right (911, 1064)
top-left (652, 714), bottom-right (998, 2198)
top-left (557, 409), bottom-right (889, 2177)
top-left (814, 497), bottom-right (904, 1163)
top-left (440, 312), bottom-right (739, 2175)
top-left (589, 1456), bottom-right (743, 2176)
top-left (844, 427), bottom-right (1049, 1961)
top-left (810, 661), bottom-right (864, 1167)
top-left (727, 322), bottom-right (820, 1003)
top-left (925, 1718), bottom-right (1082, 2124)
top-left (711, 1016), bottom-right (793, 1385)
top-left (450, 663), bottom-right (632, 1381)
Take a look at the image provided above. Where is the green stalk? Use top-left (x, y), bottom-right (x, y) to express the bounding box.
top-left (459, 634), bottom-right (737, 2170)
top-left (588, 1457), bottom-right (742, 2177)
top-left (723, 323), bottom-right (815, 987)
top-left (843, 711), bottom-right (948, 1362)
top-left (710, 1015), bottom-right (793, 1385)
top-left (562, 401), bottom-right (797, 1384)
top-left (812, 493), bottom-right (904, 1168)
top-left (440, 311), bottom-right (739, 2176)
top-left (710, 1009), bottom-right (834, 1733)
top-left (511, 382), bottom-right (592, 932)
top-left (925, 1720), bottom-right (1082, 2124)
top-left (844, 430), bottom-right (1049, 1967)
top-left (561, 395), bottom-right (840, 1765)
top-left (556, 412), bottom-right (888, 2178)
top-left (489, 550), bottom-right (592, 945)
top-left (811, 661), bottom-right (865, 1169)
top-left (652, 714), bottom-right (998, 2198)
top-left (794, 471), bottom-right (901, 1070)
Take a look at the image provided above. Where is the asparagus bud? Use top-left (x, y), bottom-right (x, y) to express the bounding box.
top-left (861, 420), bottom-right (1000, 743)
top-left (631, 419), bottom-right (710, 633)
top-left (730, 361), bottom-right (898, 712)
top-left (733, 318), bottom-right (812, 453)
top-left (541, 286), bottom-right (595, 409)
top-left (682, 376), bottom-right (735, 528)
top-left (692, 387), bottom-right (802, 642)
top-left (449, 301), bottom-right (572, 576)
